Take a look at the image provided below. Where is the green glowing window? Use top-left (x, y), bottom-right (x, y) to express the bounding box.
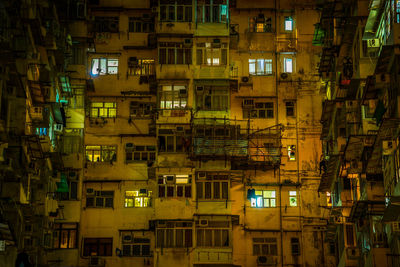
top-left (125, 190), bottom-right (152, 208)
top-left (289, 191), bottom-right (297, 207)
top-left (90, 102), bottom-right (116, 118)
top-left (59, 76), bottom-right (71, 93)
top-left (250, 190), bottom-right (276, 208)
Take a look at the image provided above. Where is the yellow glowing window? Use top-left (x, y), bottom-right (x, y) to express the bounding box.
top-left (85, 145), bottom-right (116, 162)
top-left (289, 191), bottom-right (297, 206)
top-left (90, 102), bottom-right (116, 118)
top-left (256, 23), bottom-right (264, 32)
top-left (125, 190), bottom-right (152, 208)
top-left (288, 145), bottom-right (296, 161)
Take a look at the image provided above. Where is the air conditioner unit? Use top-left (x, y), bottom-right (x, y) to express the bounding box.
top-left (241, 76), bottom-right (251, 83)
top-left (86, 188), bottom-right (95, 195)
top-left (89, 256), bottom-right (104, 266)
top-left (257, 255), bottom-right (275, 265)
top-left (108, 21), bottom-right (119, 32)
top-left (122, 233), bottom-right (133, 243)
top-left (346, 247), bottom-right (360, 259)
top-left (199, 219), bottom-right (208, 227)
top-left (383, 140), bottom-right (395, 155)
top-left (69, 171), bottom-right (77, 178)
top-left (367, 39), bottom-right (380, 47)
top-left (139, 188), bottom-right (148, 195)
top-left (213, 38), bottom-right (221, 44)
top-left (176, 126), bottom-right (184, 133)
top-left (54, 124), bottom-right (63, 132)
top-left (280, 73), bottom-right (289, 80)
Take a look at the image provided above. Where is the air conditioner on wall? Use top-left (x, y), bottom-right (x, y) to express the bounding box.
top-left (199, 219), bottom-right (208, 227)
top-left (257, 255), bottom-right (275, 265)
top-left (86, 188), bottom-right (95, 195)
top-left (122, 233), bottom-right (133, 243)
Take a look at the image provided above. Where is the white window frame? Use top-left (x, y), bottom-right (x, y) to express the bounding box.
top-left (91, 58), bottom-right (119, 76)
top-left (284, 16), bottom-right (293, 31)
top-left (250, 190), bottom-right (276, 208)
top-left (249, 59), bottom-right (273, 76)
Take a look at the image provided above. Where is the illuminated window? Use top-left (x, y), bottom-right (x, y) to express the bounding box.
top-left (156, 221), bottom-right (193, 248)
top-left (59, 76), bottom-right (71, 93)
top-left (159, 85), bottom-right (187, 109)
top-left (83, 238), bottom-right (113, 256)
top-left (90, 102), bottom-right (116, 118)
top-left (284, 17), bottom-right (293, 31)
top-left (243, 101), bottom-right (274, 119)
top-left (289, 191), bottom-right (297, 207)
top-left (285, 101), bottom-right (295, 117)
top-left (125, 144), bottom-right (156, 163)
top-left (284, 57), bottom-right (293, 73)
top-left (197, 0), bottom-right (227, 23)
top-left (249, 15), bottom-right (272, 33)
top-left (326, 192), bottom-right (332, 207)
top-left (249, 59), bottom-right (273, 75)
top-left (158, 175), bottom-right (192, 198)
top-left (196, 85), bottom-right (229, 111)
top-left (125, 190), bottom-right (152, 208)
top-left (397, 1), bottom-right (400, 23)
top-left (85, 145), bottom-right (117, 162)
top-left (196, 220), bottom-right (230, 247)
top-left (129, 16), bottom-right (154, 32)
top-left (91, 58), bottom-right (118, 75)
top-left (288, 145), bottom-right (296, 161)
top-left (86, 190), bottom-right (114, 208)
top-left (250, 190), bottom-right (276, 208)
top-left (159, 42), bottom-right (192, 64)
top-left (128, 59), bottom-right (155, 76)
top-left (122, 236), bottom-right (151, 257)
top-left (253, 238), bottom-right (278, 255)
top-left (196, 42), bottom-right (227, 66)
top-left (197, 173), bottom-right (229, 200)
top-left (160, 0), bottom-right (192, 22)
top-left (53, 223), bottom-right (78, 249)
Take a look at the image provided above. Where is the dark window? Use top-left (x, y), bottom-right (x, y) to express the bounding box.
top-left (83, 238), bottom-right (113, 256)
top-left (291, 237), bottom-right (300, 255)
top-left (156, 221), bottom-right (192, 248)
top-left (128, 16), bottom-right (154, 33)
top-left (159, 43), bottom-right (192, 64)
top-left (86, 191), bottom-right (114, 208)
top-left (285, 101), bottom-right (295, 117)
top-left (94, 17), bottom-right (119, 33)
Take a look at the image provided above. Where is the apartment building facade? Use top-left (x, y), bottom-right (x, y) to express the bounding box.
top-left (315, 0), bottom-right (400, 266)
top-left (0, 0), bottom-right (332, 267)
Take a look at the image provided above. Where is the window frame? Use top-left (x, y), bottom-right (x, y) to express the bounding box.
top-left (285, 101), bottom-right (296, 117)
top-left (91, 58), bottom-right (119, 76)
top-left (53, 223), bottom-right (78, 249)
top-left (249, 59), bottom-right (273, 76)
top-left (158, 175), bottom-right (192, 198)
top-left (196, 172), bottom-right (229, 201)
top-left (196, 0), bottom-right (228, 23)
top-left (158, 85), bottom-right (188, 110)
top-left (83, 238), bottom-right (113, 256)
top-left (158, 128), bottom-right (191, 153)
top-left (57, 171), bottom-right (78, 201)
top-left (196, 85), bottom-right (229, 111)
top-left (124, 190), bottom-right (152, 208)
top-left (289, 191), bottom-right (297, 207)
top-left (250, 190), bottom-right (277, 208)
top-left (128, 16), bottom-right (155, 33)
top-left (284, 16), bottom-right (293, 31)
top-left (90, 102), bottom-right (117, 118)
top-left (196, 220), bottom-right (230, 248)
top-left (196, 42), bottom-right (228, 66)
top-left (160, 0), bottom-right (193, 22)
top-left (86, 190), bottom-right (114, 208)
top-left (159, 42), bottom-right (192, 65)
top-left (156, 221), bottom-right (193, 248)
top-left (125, 144), bottom-right (156, 163)
top-left (122, 237), bottom-right (151, 257)
top-left (85, 145), bottom-right (117, 163)
top-left (128, 59), bottom-right (155, 76)
top-left (249, 15), bottom-right (272, 33)
top-left (243, 101), bottom-right (274, 119)
top-left (253, 237), bottom-right (278, 256)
